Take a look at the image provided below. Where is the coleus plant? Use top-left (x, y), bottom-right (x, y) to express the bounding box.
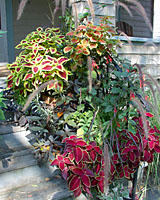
top-left (64, 17), bottom-right (119, 74)
top-left (6, 27), bottom-right (71, 103)
top-left (51, 135), bottom-right (105, 198)
top-left (110, 112), bottom-right (160, 181)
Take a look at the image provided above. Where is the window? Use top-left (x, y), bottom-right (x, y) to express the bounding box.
top-left (116, 0), bottom-right (154, 38)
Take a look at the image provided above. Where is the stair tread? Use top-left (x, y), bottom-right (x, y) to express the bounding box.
top-left (0, 130), bottom-right (32, 152)
top-left (0, 124), bottom-right (26, 135)
top-left (0, 176), bottom-right (72, 200)
top-left (0, 151), bottom-right (37, 174)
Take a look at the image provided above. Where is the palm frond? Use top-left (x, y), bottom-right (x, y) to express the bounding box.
top-left (132, 98), bottom-right (148, 139)
top-left (87, 56), bottom-right (92, 92)
top-left (17, 0), bottom-right (28, 20)
top-left (116, 1), bottom-right (133, 18)
top-left (86, 0), bottom-right (95, 22)
top-left (23, 80), bottom-right (56, 111)
top-left (127, 0), bottom-right (152, 31)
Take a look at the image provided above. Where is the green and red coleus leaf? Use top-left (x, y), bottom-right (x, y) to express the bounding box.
top-left (42, 65), bottom-right (53, 71)
top-left (24, 73), bottom-right (33, 80)
top-left (64, 46), bottom-right (73, 53)
top-left (32, 66), bottom-right (39, 74)
top-left (57, 70), bottom-right (68, 80)
top-left (58, 57), bottom-right (69, 65)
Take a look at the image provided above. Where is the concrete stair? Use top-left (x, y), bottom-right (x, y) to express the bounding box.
top-left (0, 63), bottom-right (10, 77)
top-left (0, 124), bottom-right (73, 200)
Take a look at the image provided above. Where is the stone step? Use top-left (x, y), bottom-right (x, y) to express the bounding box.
top-left (0, 130), bottom-right (32, 152)
top-left (0, 163), bottom-right (56, 194)
top-left (0, 149), bottom-right (36, 174)
top-left (0, 124), bottom-right (26, 135)
top-left (0, 176), bottom-right (72, 200)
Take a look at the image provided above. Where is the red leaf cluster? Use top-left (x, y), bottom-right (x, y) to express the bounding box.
top-left (110, 115), bottom-right (160, 180)
top-left (51, 136), bottom-right (104, 197)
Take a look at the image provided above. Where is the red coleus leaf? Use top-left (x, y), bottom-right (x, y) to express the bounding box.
top-left (95, 163), bottom-right (101, 174)
top-left (64, 157), bottom-right (73, 165)
top-left (68, 152), bottom-right (74, 161)
top-left (124, 166), bottom-right (130, 179)
top-left (51, 158), bottom-right (59, 166)
top-left (112, 153), bottom-right (119, 164)
top-left (16, 67), bottom-right (21, 73)
top-left (86, 144), bottom-right (92, 151)
top-left (76, 140), bottom-right (87, 147)
top-left (90, 141), bottom-right (97, 147)
top-left (75, 147), bottom-right (83, 164)
top-left (97, 180), bottom-right (104, 193)
top-left (143, 139), bottom-right (148, 149)
top-left (75, 32), bottom-right (83, 37)
top-left (62, 166), bottom-right (68, 180)
top-left (83, 186), bottom-right (92, 198)
top-left (149, 140), bottom-right (155, 150)
top-left (91, 179), bottom-right (98, 187)
top-left (90, 150), bottom-right (97, 161)
top-left (41, 60), bottom-right (50, 65)
top-left (57, 155), bottom-right (63, 161)
top-left (47, 82), bottom-right (55, 90)
top-left (24, 73), bottom-right (33, 80)
top-left (97, 156), bottom-right (102, 163)
top-left (64, 46), bottom-right (73, 53)
top-left (70, 135), bottom-right (77, 139)
top-left (35, 55), bottom-right (43, 63)
top-left (73, 187), bottom-right (82, 197)
top-left (59, 161), bottom-right (65, 171)
top-left (122, 146), bottom-right (137, 154)
top-left (69, 175), bottom-right (81, 191)
top-left (66, 31), bottom-right (74, 36)
top-left (82, 175), bottom-right (91, 188)
top-left (129, 152), bottom-right (136, 163)
top-left (77, 25), bottom-right (87, 30)
top-left (83, 150), bottom-right (91, 162)
top-left (143, 150), bottom-right (151, 161)
top-left (58, 57), bottom-right (69, 65)
top-left (146, 112), bottom-right (154, 117)
top-left (15, 77), bottom-right (20, 86)
top-left (50, 48), bottom-right (57, 54)
top-left (93, 146), bottom-right (102, 155)
top-left (42, 65), bottom-right (53, 71)
top-left (58, 70), bottom-right (68, 80)
top-left (154, 144), bottom-right (160, 153)
top-left (66, 139), bottom-right (76, 146)
top-left (71, 167), bottom-right (84, 176)
top-left (55, 65), bottom-right (63, 71)
top-left (149, 128), bottom-right (155, 134)
top-left (110, 164), bottom-right (115, 174)
top-left (32, 66), bottom-right (39, 74)
top-left (83, 168), bottom-right (94, 177)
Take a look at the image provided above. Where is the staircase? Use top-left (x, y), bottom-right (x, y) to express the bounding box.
top-left (0, 124), bottom-right (73, 200)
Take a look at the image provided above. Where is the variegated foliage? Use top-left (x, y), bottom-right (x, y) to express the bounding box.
top-left (7, 27), bottom-right (71, 99)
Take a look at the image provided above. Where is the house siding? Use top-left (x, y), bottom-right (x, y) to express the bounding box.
top-left (12, 0), bottom-right (62, 57)
top-left (118, 43), bottom-right (160, 78)
top-left (119, 0), bottom-right (152, 38)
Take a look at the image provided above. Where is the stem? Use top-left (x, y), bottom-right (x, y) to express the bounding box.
top-left (132, 168), bottom-right (138, 200)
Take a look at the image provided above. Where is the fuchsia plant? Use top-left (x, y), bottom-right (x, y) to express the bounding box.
top-left (51, 135), bottom-right (104, 198)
